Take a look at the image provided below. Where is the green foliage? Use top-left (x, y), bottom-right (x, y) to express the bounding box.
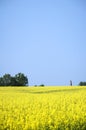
top-left (0, 73), bottom-right (28, 86)
top-left (34, 84), bottom-right (45, 87)
top-left (0, 77), bottom-right (4, 86)
top-left (79, 81), bottom-right (86, 86)
top-left (15, 73), bottom-right (28, 86)
top-left (3, 74), bottom-right (12, 86)
top-left (39, 84), bottom-right (45, 87)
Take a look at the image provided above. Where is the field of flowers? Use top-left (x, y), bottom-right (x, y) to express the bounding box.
top-left (0, 86), bottom-right (86, 130)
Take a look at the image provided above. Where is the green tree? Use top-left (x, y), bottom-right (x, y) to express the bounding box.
top-left (3, 74), bottom-right (12, 86)
top-left (11, 77), bottom-right (17, 86)
top-left (0, 73), bottom-right (28, 86)
top-left (39, 84), bottom-right (45, 87)
top-left (79, 82), bottom-right (86, 86)
top-left (15, 73), bottom-right (28, 86)
top-left (0, 77), bottom-right (4, 86)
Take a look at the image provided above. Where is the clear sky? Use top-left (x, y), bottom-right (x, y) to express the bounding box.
top-left (0, 0), bottom-right (86, 86)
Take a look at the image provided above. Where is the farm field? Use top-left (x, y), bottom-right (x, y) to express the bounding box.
top-left (0, 86), bottom-right (86, 130)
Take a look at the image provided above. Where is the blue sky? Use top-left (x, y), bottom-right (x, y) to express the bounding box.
top-left (0, 0), bottom-right (86, 86)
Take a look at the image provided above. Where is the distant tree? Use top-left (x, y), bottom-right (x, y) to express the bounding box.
top-left (79, 82), bottom-right (86, 86)
top-left (0, 73), bottom-right (28, 86)
top-left (0, 77), bottom-right (4, 86)
top-left (3, 74), bottom-right (12, 86)
top-left (70, 80), bottom-right (72, 86)
top-left (39, 84), bottom-right (45, 87)
top-left (34, 85), bottom-right (37, 87)
top-left (15, 73), bottom-right (28, 86)
top-left (11, 77), bottom-right (17, 86)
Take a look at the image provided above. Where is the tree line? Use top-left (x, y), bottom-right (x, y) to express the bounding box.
top-left (0, 73), bottom-right (86, 86)
top-left (79, 82), bottom-right (86, 86)
top-left (0, 73), bottom-right (28, 86)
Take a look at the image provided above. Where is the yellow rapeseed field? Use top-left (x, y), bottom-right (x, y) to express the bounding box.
top-left (0, 86), bottom-right (86, 130)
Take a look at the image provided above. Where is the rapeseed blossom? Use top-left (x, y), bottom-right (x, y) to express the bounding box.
top-left (0, 86), bottom-right (86, 130)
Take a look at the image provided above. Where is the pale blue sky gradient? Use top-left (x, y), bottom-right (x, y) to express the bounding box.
top-left (0, 0), bottom-right (86, 86)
